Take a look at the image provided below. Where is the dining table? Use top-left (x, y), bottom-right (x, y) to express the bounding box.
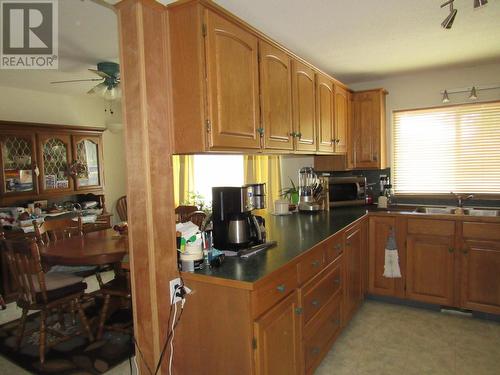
top-left (39, 228), bottom-right (128, 267)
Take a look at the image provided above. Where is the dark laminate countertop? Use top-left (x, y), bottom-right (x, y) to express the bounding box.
top-left (183, 206), bottom-right (368, 286)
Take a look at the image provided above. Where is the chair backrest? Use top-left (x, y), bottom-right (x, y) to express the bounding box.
top-left (175, 205), bottom-right (198, 223)
top-left (0, 237), bottom-right (47, 305)
top-left (116, 196), bottom-right (128, 222)
top-left (184, 211), bottom-right (207, 228)
top-left (33, 217), bottom-right (83, 245)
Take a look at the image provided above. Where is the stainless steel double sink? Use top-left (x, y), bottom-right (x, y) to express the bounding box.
top-left (413, 207), bottom-right (500, 217)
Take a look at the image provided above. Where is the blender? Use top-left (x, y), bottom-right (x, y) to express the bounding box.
top-left (298, 167), bottom-right (321, 212)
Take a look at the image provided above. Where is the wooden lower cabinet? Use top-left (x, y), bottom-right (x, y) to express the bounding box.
top-left (254, 291), bottom-right (302, 375)
top-left (461, 222), bottom-right (500, 314)
top-left (368, 216), bottom-right (406, 297)
top-left (344, 223), bottom-right (363, 323)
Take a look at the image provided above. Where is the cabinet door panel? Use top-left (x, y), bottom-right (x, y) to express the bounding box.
top-left (259, 41), bottom-right (294, 150)
top-left (316, 73), bottom-right (335, 153)
top-left (334, 86), bottom-right (348, 154)
top-left (205, 11), bottom-right (260, 149)
top-left (292, 61), bottom-right (316, 152)
top-left (72, 135), bottom-right (104, 191)
top-left (461, 240), bottom-right (500, 314)
top-left (369, 216), bottom-right (399, 296)
top-left (254, 291), bottom-right (301, 375)
top-left (344, 225), bottom-right (362, 323)
top-left (38, 133), bottom-right (73, 194)
top-left (0, 133), bottom-right (38, 197)
top-left (406, 234), bottom-right (454, 305)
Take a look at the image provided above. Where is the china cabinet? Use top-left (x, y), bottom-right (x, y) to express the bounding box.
top-left (0, 121), bottom-right (105, 203)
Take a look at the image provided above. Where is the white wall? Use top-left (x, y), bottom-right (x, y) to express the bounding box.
top-left (349, 62), bottom-right (500, 165)
top-left (280, 155), bottom-right (314, 188)
top-left (0, 86), bottom-right (126, 223)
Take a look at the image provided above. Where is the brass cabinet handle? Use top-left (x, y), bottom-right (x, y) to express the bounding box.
top-left (336, 139), bottom-right (340, 144)
top-left (334, 277), bottom-right (341, 285)
top-left (257, 127), bottom-right (264, 136)
top-left (311, 299), bottom-right (320, 307)
top-left (312, 259), bottom-right (321, 268)
top-left (289, 132), bottom-right (296, 137)
top-left (311, 347), bottom-right (320, 355)
top-left (295, 307), bottom-right (303, 315)
top-left (463, 249), bottom-right (468, 255)
top-left (448, 247), bottom-right (454, 253)
top-left (276, 284), bottom-right (286, 293)
top-left (334, 243), bottom-right (342, 251)
top-left (297, 132), bottom-right (302, 138)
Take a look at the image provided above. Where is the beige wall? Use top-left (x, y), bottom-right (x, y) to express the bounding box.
top-left (349, 62), bottom-right (500, 165)
top-left (280, 155), bottom-right (314, 187)
top-left (0, 86), bottom-right (126, 223)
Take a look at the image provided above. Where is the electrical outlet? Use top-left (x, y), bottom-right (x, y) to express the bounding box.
top-left (169, 278), bottom-right (182, 304)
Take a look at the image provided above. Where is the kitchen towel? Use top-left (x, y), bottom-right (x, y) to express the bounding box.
top-left (383, 229), bottom-right (402, 278)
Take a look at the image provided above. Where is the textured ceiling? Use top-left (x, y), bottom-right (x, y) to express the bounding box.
top-left (1, 0), bottom-right (499, 97)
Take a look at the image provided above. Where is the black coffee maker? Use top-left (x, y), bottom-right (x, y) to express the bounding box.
top-left (212, 186), bottom-right (264, 251)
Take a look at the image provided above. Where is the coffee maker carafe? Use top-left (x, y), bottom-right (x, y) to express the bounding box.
top-left (212, 186), bottom-right (263, 251)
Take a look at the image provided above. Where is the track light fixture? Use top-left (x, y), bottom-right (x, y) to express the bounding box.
top-left (474, 0), bottom-right (488, 9)
top-left (442, 90), bottom-right (450, 103)
top-left (441, 0), bottom-right (457, 29)
top-left (469, 86), bottom-right (478, 100)
top-left (440, 84), bottom-right (500, 103)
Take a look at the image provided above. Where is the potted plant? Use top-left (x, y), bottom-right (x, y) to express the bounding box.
top-left (280, 178), bottom-right (300, 204)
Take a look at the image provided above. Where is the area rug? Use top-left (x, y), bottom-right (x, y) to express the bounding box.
top-left (0, 300), bottom-right (133, 374)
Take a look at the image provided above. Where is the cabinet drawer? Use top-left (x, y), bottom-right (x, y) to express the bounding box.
top-left (408, 218), bottom-right (455, 236)
top-left (297, 244), bottom-right (326, 284)
top-left (463, 222), bottom-right (500, 241)
top-left (303, 293), bottom-right (342, 372)
top-left (302, 260), bottom-right (342, 325)
top-left (326, 234), bottom-right (343, 263)
top-left (252, 265), bottom-right (297, 318)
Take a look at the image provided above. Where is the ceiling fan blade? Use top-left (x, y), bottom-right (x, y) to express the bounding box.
top-left (87, 82), bottom-right (108, 95)
top-left (50, 78), bottom-right (103, 84)
top-left (89, 69), bottom-right (112, 79)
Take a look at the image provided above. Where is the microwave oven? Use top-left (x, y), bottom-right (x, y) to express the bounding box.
top-left (322, 175), bottom-right (367, 207)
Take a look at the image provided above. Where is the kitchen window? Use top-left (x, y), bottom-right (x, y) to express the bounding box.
top-left (393, 101), bottom-right (500, 195)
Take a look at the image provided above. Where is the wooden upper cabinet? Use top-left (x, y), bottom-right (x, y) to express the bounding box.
top-left (350, 89), bottom-right (387, 169)
top-left (259, 41), bottom-right (294, 151)
top-left (205, 11), bottom-right (261, 150)
top-left (38, 133), bottom-right (74, 194)
top-left (0, 133), bottom-right (38, 197)
top-left (292, 60), bottom-right (317, 152)
top-left (316, 73), bottom-right (335, 153)
top-left (406, 219), bottom-right (455, 306)
top-left (334, 85), bottom-right (348, 154)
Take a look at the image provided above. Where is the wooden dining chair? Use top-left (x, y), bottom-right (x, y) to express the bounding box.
top-left (184, 210), bottom-right (207, 229)
top-left (116, 196), bottom-right (128, 222)
top-left (175, 205), bottom-right (198, 223)
top-left (0, 237), bottom-right (94, 364)
top-left (96, 274), bottom-right (132, 340)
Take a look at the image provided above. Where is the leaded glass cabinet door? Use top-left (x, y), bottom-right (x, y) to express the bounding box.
top-left (0, 133), bottom-right (38, 196)
top-left (38, 134), bottom-right (74, 194)
top-left (72, 135), bottom-right (103, 190)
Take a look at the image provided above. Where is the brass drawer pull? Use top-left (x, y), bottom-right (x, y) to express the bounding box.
top-left (311, 299), bottom-right (320, 307)
top-left (295, 307), bottom-right (303, 315)
top-left (311, 260), bottom-right (321, 268)
top-left (311, 347), bottom-right (320, 355)
top-left (334, 244), bottom-right (342, 251)
top-left (448, 247), bottom-right (454, 253)
top-left (276, 284), bottom-right (286, 293)
top-left (334, 277), bottom-right (341, 285)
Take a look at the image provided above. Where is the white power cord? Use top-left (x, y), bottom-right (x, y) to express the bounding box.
top-left (168, 302), bottom-right (177, 375)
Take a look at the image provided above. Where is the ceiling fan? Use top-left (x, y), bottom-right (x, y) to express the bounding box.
top-left (51, 61), bottom-right (121, 101)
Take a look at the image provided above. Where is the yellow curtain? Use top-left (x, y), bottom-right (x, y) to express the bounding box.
top-left (244, 155), bottom-right (282, 210)
top-left (172, 155), bottom-right (195, 207)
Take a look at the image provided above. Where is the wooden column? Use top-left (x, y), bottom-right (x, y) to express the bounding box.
top-left (116, 0), bottom-right (177, 373)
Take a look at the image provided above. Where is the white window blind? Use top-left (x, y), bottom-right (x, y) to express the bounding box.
top-left (393, 101), bottom-right (500, 195)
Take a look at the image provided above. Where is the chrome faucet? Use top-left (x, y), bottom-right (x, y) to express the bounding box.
top-left (451, 192), bottom-right (474, 208)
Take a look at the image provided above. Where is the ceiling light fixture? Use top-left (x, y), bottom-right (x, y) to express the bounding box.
top-left (440, 84), bottom-right (500, 103)
top-left (442, 90), bottom-right (450, 103)
top-left (473, 0), bottom-right (488, 9)
top-left (441, 0), bottom-right (457, 29)
top-left (469, 86), bottom-right (478, 100)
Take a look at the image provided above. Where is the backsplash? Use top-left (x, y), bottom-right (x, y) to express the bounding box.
top-left (328, 168), bottom-right (500, 208)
